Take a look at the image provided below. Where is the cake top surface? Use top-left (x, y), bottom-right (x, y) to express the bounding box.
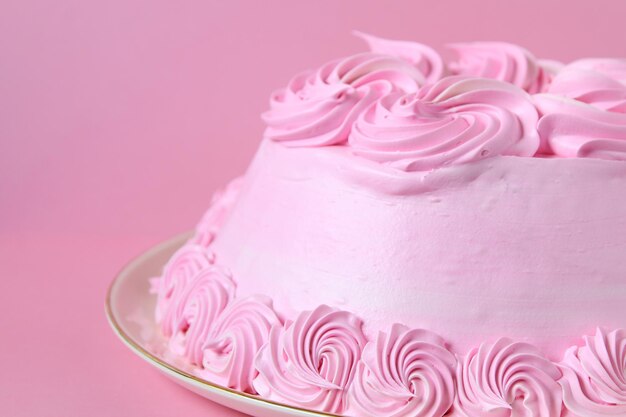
top-left (261, 32), bottom-right (626, 174)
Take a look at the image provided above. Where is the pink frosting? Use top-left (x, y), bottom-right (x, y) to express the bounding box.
top-left (534, 58), bottom-right (626, 159)
top-left (167, 264), bottom-right (235, 365)
top-left (454, 338), bottom-right (562, 417)
top-left (354, 31), bottom-right (444, 83)
top-left (566, 58), bottom-right (626, 86)
top-left (534, 98), bottom-right (626, 160)
top-left (152, 244), bottom-right (215, 336)
top-left (546, 62), bottom-right (626, 112)
top-left (213, 137), bottom-right (626, 356)
top-left (262, 35), bottom-right (440, 147)
top-left (447, 41), bottom-right (555, 93)
top-left (190, 177), bottom-right (244, 247)
top-left (349, 76), bottom-right (540, 171)
top-left (253, 305), bottom-right (367, 414)
top-left (559, 328), bottom-right (626, 417)
top-left (151, 173), bottom-right (626, 414)
top-left (149, 35), bottom-right (626, 415)
top-left (198, 295), bottom-right (282, 393)
top-left (348, 323), bottom-right (456, 417)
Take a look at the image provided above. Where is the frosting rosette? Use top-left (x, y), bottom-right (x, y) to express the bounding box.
top-left (190, 176), bottom-right (244, 247)
top-left (151, 244), bottom-right (215, 336)
top-left (262, 35), bottom-right (440, 147)
top-left (198, 295), bottom-right (282, 393)
top-left (454, 338), bottom-right (562, 417)
top-left (167, 265), bottom-right (236, 365)
top-left (447, 41), bottom-right (555, 93)
top-left (558, 328), bottom-right (626, 417)
top-left (349, 76), bottom-right (540, 171)
top-left (544, 59), bottom-right (626, 112)
top-left (348, 324), bottom-right (456, 417)
top-left (253, 305), bottom-right (367, 414)
top-left (534, 59), bottom-right (626, 160)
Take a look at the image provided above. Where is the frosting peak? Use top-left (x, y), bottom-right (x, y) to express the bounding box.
top-left (447, 41), bottom-right (555, 93)
top-left (354, 31), bottom-right (445, 83)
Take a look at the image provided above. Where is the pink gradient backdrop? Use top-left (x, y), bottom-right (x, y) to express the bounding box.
top-left (1, 1), bottom-right (625, 416)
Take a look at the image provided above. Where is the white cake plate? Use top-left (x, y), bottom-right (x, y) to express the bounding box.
top-left (105, 232), bottom-right (336, 417)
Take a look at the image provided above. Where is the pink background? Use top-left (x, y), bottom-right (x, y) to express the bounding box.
top-left (2, 1), bottom-right (626, 416)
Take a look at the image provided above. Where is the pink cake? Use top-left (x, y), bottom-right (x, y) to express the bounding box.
top-left (151, 34), bottom-right (626, 417)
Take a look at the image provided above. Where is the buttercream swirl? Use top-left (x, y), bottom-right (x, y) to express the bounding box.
top-left (566, 58), bottom-right (626, 86)
top-left (263, 36), bottom-right (437, 147)
top-left (533, 58), bottom-right (626, 159)
top-left (253, 305), bottom-right (367, 414)
top-left (454, 338), bottom-right (562, 417)
top-left (534, 96), bottom-right (626, 159)
top-left (167, 265), bottom-right (235, 365)
top-left (152, 244), bottom-right (215, 336)
top-left (447, 41), bottom-right (554, 93)
top-left (348, 324), bottom-right (456, 417)
top-left (198, 295), bottom-right (282, 393)
top-left (546, 60), bottom-right (626, 112)
top-left (190, 177), bottom-right (244, 247)
top-left (354, 31), bottom-right (444, 83)
top-left (349, 76), bottom-right (540, 171)
top-left (559, 328), bottom-right (626, 417)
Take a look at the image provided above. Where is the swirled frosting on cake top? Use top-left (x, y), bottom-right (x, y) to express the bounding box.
top-left (447, 41), bottom-right (555, 93)
top-left (263, 33), bottom-right (626, 165)
top-left (262, 33), bottom-right (440, 147)
top-left (349, 76), bottom-right (539, 171)
top-left (534, 58), bottom-right (626, 159)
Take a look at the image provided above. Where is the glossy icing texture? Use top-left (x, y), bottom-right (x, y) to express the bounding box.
top-left (350, 76), bottom-right (539, 171)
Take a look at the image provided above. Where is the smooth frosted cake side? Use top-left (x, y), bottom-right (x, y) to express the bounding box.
top-left (151, 34), bottom-right (626, 417)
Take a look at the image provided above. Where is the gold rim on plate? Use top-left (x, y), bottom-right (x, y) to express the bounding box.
top-left (104, 232), bottom-right (339, 417)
